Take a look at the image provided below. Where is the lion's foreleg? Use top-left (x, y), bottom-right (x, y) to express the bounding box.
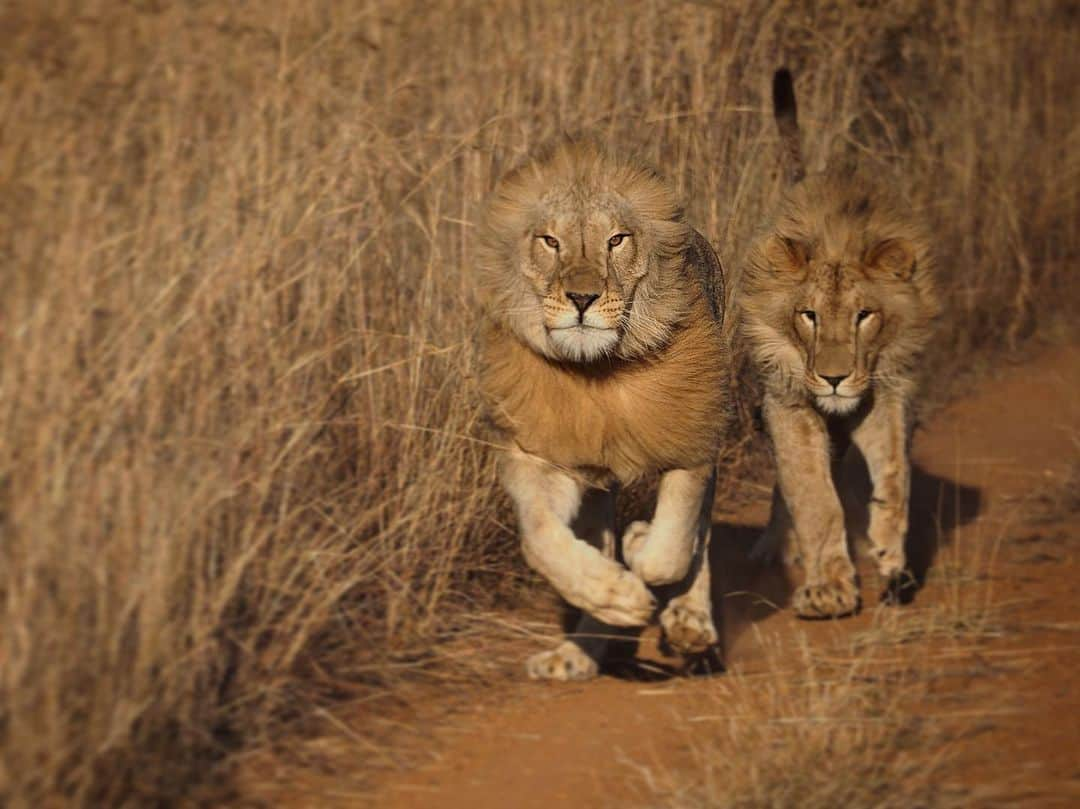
top-left (501, 448), bottom-right (655, 627)
top-left (658, 468), bottom-right (720, 657)
top-left (525, 486), bottom-right (637, 681)
top-left (622, 465), bottom-right (714, 586)
top-left (851, 394), bottom-right (911, 587)
top-left (621, 465), bottom-right (720, 658)
top-left (765, 396), bottom-right (859, 618)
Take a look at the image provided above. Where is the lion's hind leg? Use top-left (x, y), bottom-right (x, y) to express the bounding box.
top-left (527, 612), bottom-right (626, 682)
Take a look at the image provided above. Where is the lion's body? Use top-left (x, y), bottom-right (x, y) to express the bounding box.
top-left (477, 141), bottom-right (729, 678)
top-left (481, 292), bottom-right (726, 484)
top-left (740, 71), bottom-right (940, 618)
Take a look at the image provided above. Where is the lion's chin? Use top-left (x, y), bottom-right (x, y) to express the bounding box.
top-left (549, 326), bottom-right (620, 362)
top-left (814, 393), bottom-right (863, 416)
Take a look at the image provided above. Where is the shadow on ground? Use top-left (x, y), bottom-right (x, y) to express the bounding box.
top-left (715, 455), bottom-right (982, 658)
top-left (564, 458), bottom-right (981, 681)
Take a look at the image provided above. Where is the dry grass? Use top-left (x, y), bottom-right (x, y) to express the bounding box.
top-left (631, 494), bottom-right (1060, 809)
top-left (1, 0), bottom-right (1078, 805)
top-left (628, 638), bottom-right (967, 809)
top-left (852, 529), bottom-right (1009, 651)
top-left (850, 593), bottom-right (1007, 652)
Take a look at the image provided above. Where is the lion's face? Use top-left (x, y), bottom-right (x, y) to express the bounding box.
top-left (747, 226), bottom-right (928, 415)
top-left (520, 197), bottom-right (654, 361)
top-left (479, 143), bottom-right (690, 363)
top-left (787, 252), bottom-right (892, 415)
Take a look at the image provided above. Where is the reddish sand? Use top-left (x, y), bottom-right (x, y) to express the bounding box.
top-left (361, 344), bottom-right (1080, 808)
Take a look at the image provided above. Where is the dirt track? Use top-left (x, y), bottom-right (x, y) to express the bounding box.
top-left (371, 345), bottom-right (1080, 808)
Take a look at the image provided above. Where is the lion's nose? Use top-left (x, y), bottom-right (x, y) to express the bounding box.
top-left (822, 374), bottom-right (849, 390)
top-left (566, 291), bottom-right (600, 315)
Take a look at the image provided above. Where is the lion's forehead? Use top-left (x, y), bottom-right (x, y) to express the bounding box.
top-left (802, 267), bottom-right (884, 311)
top-left (535, 189), bottom-right (631, 226)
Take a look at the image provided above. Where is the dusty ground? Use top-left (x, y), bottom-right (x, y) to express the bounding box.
top-left (257, 344), bottom-right (1080, 808)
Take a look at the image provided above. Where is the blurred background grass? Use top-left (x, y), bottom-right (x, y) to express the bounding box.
top-left (0, 0), bottom-right (1076, 804)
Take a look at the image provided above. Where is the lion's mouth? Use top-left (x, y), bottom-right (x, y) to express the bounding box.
top-left (814, 392), bottom-right (864, 415)
top-left (548, 323), bottom-right (621, 361)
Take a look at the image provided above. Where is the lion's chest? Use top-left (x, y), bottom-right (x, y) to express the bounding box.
top-left (481, 320), bottom-right (728, 482)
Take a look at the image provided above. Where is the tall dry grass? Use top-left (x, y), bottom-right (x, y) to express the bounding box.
top-left (0, 0), bottom-right (1077, 804)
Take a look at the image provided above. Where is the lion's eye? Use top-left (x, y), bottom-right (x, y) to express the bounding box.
top-left (608, 233), bottom-right (629, 249)
top-left (800, 310), bottom-right (817, 325)
top-left (540, 235), bottom-right (559, 250)
top-left (856, 309), bottom-right (873, 323)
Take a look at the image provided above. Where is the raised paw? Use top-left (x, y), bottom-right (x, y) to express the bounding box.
top-left (793, 575), bottom-right (860, 619)
top-left (582, 565), bottom-right (657, 626)
top-left (526, 642), bottom-right (599, 682)
top-left (621, 520), bottom-right (692, 586)
top-left (660, 598), bottom-right (718, 656)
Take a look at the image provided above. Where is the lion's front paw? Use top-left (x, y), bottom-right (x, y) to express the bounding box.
top-left (581, 565), bottom-right (656, 627)
top-left (526, 642), bottom-right (599, 682)
top-left (793, 557), bottom-right (860, 618)
top-left (660, 598), bottom-right (718, 656)
top-left (622, 520), bottom-right (692, 586)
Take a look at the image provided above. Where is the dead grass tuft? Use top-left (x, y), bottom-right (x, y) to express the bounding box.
top-left (629, 639), bottom-right (966, 809)
top-left (851, 600), bottom-right (1007, 652)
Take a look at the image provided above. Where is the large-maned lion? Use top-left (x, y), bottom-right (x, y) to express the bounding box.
top-left (477, 141), bottom-right (731, 680)
top-left (740, 70), bottom-right (940, 618)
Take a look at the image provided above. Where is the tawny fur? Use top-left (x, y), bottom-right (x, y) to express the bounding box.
top-left (738, 71), bottom-right (940, 619)
top-left (476, 141), bottom-right (730, 672)
top-left (478, 141), bottom-right (730, 484)
top-left (481, 300), bottom-right (726, 483)
top-left (740, 171), bottom-right (939, 408)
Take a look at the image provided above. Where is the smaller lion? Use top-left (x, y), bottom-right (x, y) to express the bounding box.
top-left (476, 141), bottom-right (730, 679)
top-left (739, 69), bottom-right (940, 618)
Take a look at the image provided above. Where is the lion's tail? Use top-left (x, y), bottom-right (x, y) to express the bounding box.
top-left (772, 68), bottom-right (805, 185)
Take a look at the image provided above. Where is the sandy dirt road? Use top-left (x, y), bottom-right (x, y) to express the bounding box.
top-left (369, 344), bottom-right (1080, 809)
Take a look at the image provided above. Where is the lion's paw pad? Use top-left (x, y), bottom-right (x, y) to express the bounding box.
top-left (526, 644), bottom-right (599, 682)
top-left (660, 601), bottom-right (718, 656)
top-left (793, 576), bottom-right (860, 619)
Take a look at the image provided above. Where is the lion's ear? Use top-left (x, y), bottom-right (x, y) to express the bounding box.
top-left (864, 238), bottom-right (915, 279)
top-left (765, 235), bottom-right (810, 273)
